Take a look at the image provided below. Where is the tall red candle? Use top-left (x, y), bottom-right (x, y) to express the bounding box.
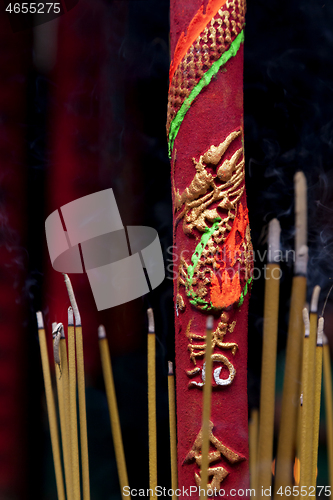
top-left (168, 1), bottom-right (252, 496)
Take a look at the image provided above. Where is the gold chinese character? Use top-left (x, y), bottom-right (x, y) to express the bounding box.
top-left (185, 421), bottom-right (245, 490)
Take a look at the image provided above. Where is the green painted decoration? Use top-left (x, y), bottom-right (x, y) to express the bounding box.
top-left (168, 30), bottom-right (244, 158)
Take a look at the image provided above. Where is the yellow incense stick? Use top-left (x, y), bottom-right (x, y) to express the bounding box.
top-left (53, 323), bottom-right (73, 500)
top-left (98, 325), bottom-right (130, 499)
top-left (200, 316), bottom-right (213, 500)
top-left (274, 275), bottom-right (307, 497)
top-left (274, 171), bottom-right (308, 499)
top-left (64, 274), bottom-right (90, 500)
top-left (76, 324), bottom-right (90, 500)
top-left (60, 324), bottom-right (73, 500)
top-left (299, 308), bottom-right (311, 489)
top-left (147, 308), bottom-right (157, 497)
top-left (67, 306), bottom-right (81, 500)
top-left (168, 361), bottom-right (178, 499)
top-left (249, 408), bottom-right (259, 493)
top-left (323, 334), bottom-right (333, 488)
top-left (257, 219), bottom-right (281, 497)
top-left (311, 317), bottom-right (324, 486)
top-left (36, 312), bottom-right (65, 500)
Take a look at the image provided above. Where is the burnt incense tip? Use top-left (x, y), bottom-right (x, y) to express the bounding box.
top-left (168, 361), bottom-right (174, 376)
top-left (302, 308), bottom-right (310, 337)
top-left (68, 306), bottom-right (74, 326)
top-left (63, 274), bottom-right (81, 326)
top-left (268, 218), bottom-right (281, 262)
top-left (206, 315), bottom-right (214, 331)
top-left (317, 317), bottom-right (324, 346)
top-left (294, 170), bottom-right (307, 184)
top-left (52, 322), bottom-right (64, 339)
top-left (323, 332), bottom-right (329, 345)
top-left (147, 308), bottom-right (155, 334)
top-left (98, 325), bottom-right (106, 339)
top-left (36, 311), bottom-right (44, 330)
top-left (310, 285), bottom-right (321, 313)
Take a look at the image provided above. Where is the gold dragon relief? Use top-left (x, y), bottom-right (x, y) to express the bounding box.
top-left (173, 128), bottom-right (253, 388)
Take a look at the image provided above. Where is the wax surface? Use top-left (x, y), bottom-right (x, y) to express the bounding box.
top-left (169, 1), bottom-right (251, 496)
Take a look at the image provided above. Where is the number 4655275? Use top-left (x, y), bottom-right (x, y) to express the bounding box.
top-left (5, 3), bottom-right (61, 14)
top-left (276, 486), bottom-right (331, 496)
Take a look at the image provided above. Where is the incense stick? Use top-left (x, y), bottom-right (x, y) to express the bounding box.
top-left (37, 312), bottom-right (65, 500)
top-left (76, 325), bottom-right (90, 500)
top-left (249, 408), bottom-right (259, 493)
top-left (168, 361), bottom-right (178, 499)
top-left (64, 274), bottom-right (90, 500)
top-left (299, 308), bottom-right (311, 490)
top-left (98, 325), bottom-right (130, 499)
top-left (147, 308), bottom-right (157, 497)
top-left (323, 333), bottom-right (333, 488)
top-left (200, 316), bottom-right (213, 500)
top-left (67, 306), bottom-right (81, 500)
top-left (307, 286), bottom-right (321, 487)
top-left (274, 172), bottom-right (308, 498)
top-left (311, 316), bottom-right (324, 486)
top-left (53, 323), bottom-right (72, 500)
top-left (59, 321), bottom-right (73, 500)
top-left (257, 219), bottom-right (280, 496)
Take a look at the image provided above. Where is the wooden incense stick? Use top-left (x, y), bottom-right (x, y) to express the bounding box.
top-left (64, 274), bottom-right (90, 500)
top-left (200, 316), bottom-right (213, 500)
top-left (299, 308), bottom-right (311, 489)
top-left (36, 312), bottom-right (65, 500)
top-left (98, 325), bottom-right (130, 499)
top-left (147, 308), bottom-right (157, 497)
top-left (167, 361), bottom-right (178, 499)
top-left (311, 316), bottom-right (324, 486)
top-left (59, 322), bottom-right (73, 500)
top-left (274, 172), bottom-right (308, 499)
top-left (67, 306), bottom-right (81, 500)
top-left (249, 408), bottom-right (259, 492)
top-left (323, 333), bottom-right (333, 488)
top-left (53, 323), bottom-right (73, 500)
top-left (257, 219), bottom-right (281, 497)
top-left (307, 286), bottom-right (321, 487)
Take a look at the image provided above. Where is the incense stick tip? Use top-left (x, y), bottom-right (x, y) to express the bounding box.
top-left (98, 325), bottom-right (106, 339)
top-left (323, 332), bottom-right (329, 345)
top-left (168, 361), bottom-right (174, 375)
top-left (268, 218), bottom-right (281, 262)
top-left (295, 244), bottom-right (308, 276)
top-left (52, 322), bottom-right (64, 339)
top-left (36, 311), bottom-right (44, 330)
top-left (310, 285), bottom-right (321, 313)
top-left (147, 308), bottom-right (155, 333)
top-left (206, 315), bottom-right (214, 331)
top-left (63, 274), bottom-right (81, 325)
top-left (317, 316), bottom-right (324, 346)
top-left (68, 306), bottom-right (74, 326)
top-left (294, 170), bottom-right (307, 185)
top-left (302, 307), bottom-right (310, 337)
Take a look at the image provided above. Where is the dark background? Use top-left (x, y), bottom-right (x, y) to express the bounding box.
top-left (0, 0), bottom-right (333, 498)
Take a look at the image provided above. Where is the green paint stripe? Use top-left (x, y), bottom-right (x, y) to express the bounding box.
top-left (187, 220), bottom-right (221, 283)
top-left (168, 30), bottom-right (244, 158)
top-left (238, 276), bottom-right (253, 307)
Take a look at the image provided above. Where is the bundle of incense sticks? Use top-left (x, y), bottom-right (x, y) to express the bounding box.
top-left (36, 274), bottom-right (91, 500)
top-left (37, 279), bottom-right (180, 500)
top-left (249, 171), bottom-right (333, 497)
